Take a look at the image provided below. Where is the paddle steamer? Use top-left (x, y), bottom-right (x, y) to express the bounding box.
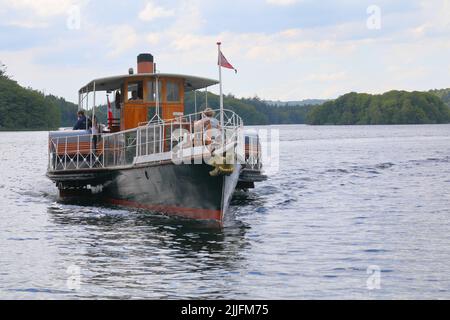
top-left (47, 53), bottom-right (266, 222)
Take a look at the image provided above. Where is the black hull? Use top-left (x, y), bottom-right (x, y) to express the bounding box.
top-left (48, 162), bottom-right (241, 222)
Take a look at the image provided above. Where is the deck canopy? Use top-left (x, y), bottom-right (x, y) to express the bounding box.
top-left (79, 73), bottom-right (219, 93)
top-left (77, 53), bottom-right (221, 131)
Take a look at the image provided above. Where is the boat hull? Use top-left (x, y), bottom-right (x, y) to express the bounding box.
top-left (48, 162), bottom-right (241, 222)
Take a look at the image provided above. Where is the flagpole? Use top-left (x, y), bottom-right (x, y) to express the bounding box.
top-left (194, 90), bottom-right (197, 119)
top-left (217, 42), bottom-right (224, 145)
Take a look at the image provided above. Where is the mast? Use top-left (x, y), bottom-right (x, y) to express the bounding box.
top-left (217, 42), bottom-right (224, 130)
top-left (194, 90), bottom-right (197, 119)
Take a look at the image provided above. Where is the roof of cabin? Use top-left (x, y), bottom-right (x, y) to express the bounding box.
top-left (79, 73), bottom-right (219, 93)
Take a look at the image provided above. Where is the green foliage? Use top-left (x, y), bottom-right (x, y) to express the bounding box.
top-left (430, 88), bottom-right (450, 107)
top-left (0, 61), bottom-right (7, 79)
top-left (93, 104), bottom-right (108, 124)
top-left (306, 91), bottom-right (450, 125)
top-left (0, 62), bottom-right (85, 130)
top-left (0, 74), bottom-right (60, 130)
top-left (3, 59), bottom-right (449, 130)
top-left (184, 91), bottom-right (312, 125)
top-left (45, 94), bottom-right (78, 127)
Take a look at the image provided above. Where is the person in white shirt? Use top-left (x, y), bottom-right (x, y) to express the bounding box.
top-left (91, 115), bottom-right (101, 151)
top-left (194, 108), bottom-right (220, 146)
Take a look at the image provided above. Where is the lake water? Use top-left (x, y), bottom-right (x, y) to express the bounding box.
top-left (1, 124), bottom-right (450, 299)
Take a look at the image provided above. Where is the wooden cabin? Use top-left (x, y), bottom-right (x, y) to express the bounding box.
top-left (78, 53), bottom-right (218, 132)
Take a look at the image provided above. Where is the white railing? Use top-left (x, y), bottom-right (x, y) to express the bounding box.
top-left (244, 134), bottom-right (262, 171)
top-left (49, 133), bottom-right (106, 171)
top-left (48, 109), bottom-right (244, 172)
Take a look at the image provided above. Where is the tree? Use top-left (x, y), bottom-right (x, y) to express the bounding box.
top-left (0, 70), bottom-right (61, 130)
top-left (0, 61), bottom-right (7, 79)
top-left (306, 91), bottom-right (450, 125)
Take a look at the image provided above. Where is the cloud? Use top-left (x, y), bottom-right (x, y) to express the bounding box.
top-left (146, 33), bottom-right (161, 45)
top-left (107, 25), bottom-right (138, 57)
top-left (0, 47), bottom-right (93, 100)
top-left (4, 20), bottom-right (49, 28)
top-left (266, 0), bottom-right (300, 6)
top-left (307, 72), bottom-right (347, 82)
top-left (139, 1), bottom-right (175, 21)
top-left (2, 0), bottom-right (450, 102)
top-left (0, 0), bottom-right (88, 30)
top-left (405, 0), bottom-right (450, 39)
top-left (168, 0), bottom-right (205, 34)
top-left (279, 28), bottom-right (302, 38)
top-left (1, 0), bottom-right (82, 17)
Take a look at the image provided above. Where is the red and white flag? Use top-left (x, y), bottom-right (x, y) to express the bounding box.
top-left (107, 95), bottom-right (113, 128)
top-left (218, 50), bottom-right (237, 73)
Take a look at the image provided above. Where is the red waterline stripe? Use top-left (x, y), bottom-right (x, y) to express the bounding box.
top-left (106, 198), bottom-right (222, 221)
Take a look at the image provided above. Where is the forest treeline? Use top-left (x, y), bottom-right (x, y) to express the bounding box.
top-left (0, 64), bottom-right (60, 130)
top-left (183, 92), bottom-right (313, 125)
top-left (429, 88), bottom-right (450, 107)
top-left (87, 92), bottom-right (314, 127)
top-left (306, 91), bottom-right (450, 125)
top-left (0, 63), bottom-right (313, 130)
top-left (1, 62), bottom-right (450, 130)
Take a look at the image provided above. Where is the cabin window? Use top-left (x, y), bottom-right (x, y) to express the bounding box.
top-left (166, 81), bottom-right (180, 102)
top-left (127, 81), bottom-right (143, 101)
top-left (146, 80), bottom-right (162, 102)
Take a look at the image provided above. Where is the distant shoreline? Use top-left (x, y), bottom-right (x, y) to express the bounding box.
top-left (2, 123), bottom-right (450, 133)
top-left (306, 91), bottom-right (450, 125)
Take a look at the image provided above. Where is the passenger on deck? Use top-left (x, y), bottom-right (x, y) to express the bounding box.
top-left (198, 108), bottom-right (219, 129)
top-left (73, 111), bottom-right (87, 130)
top-left (194, 108), bottom-right (220, 146)
top-left (115, 90), bottom-right (122, 109)
top-left (91, 115), bottom-right (101, 151)
top-left (130, 90), bottom-right (139, 101)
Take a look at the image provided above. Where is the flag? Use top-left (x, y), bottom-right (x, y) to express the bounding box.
top-left (218, 50), bottom-right (237, 73)
top-left (107, 95), bottom-right (113, 128)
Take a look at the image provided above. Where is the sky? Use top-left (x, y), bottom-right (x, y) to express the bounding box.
top-left (0, 0), bottom-right (449, 103)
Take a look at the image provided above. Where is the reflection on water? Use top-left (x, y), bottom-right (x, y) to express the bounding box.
top-left (46, 204), bottom-right (249, 299)
top-left (2, 125), bottom-right (450, 299)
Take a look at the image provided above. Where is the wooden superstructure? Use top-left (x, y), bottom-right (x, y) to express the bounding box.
top-left (120, 75), bottom-right (185, 130)
top-left (78, 53), bottom-right (218, 132)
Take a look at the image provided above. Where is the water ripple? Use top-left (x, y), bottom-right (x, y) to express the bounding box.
top-left (1, 126), bottom-right (450, 299)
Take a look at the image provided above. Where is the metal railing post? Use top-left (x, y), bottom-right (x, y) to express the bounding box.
top-left (146, 127), bottom-right (149, 156)
top-left (102, 136), bottom-right (105, 167)
top-left (64, 137), bottom-right (67, 170)
top-left (170, 122), bottom-right (173, 152)
top-left (136, 129), bottom-right (140, 158)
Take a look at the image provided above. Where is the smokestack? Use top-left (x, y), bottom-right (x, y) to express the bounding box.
top-left (137, 53), bottom-right (154, 74)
